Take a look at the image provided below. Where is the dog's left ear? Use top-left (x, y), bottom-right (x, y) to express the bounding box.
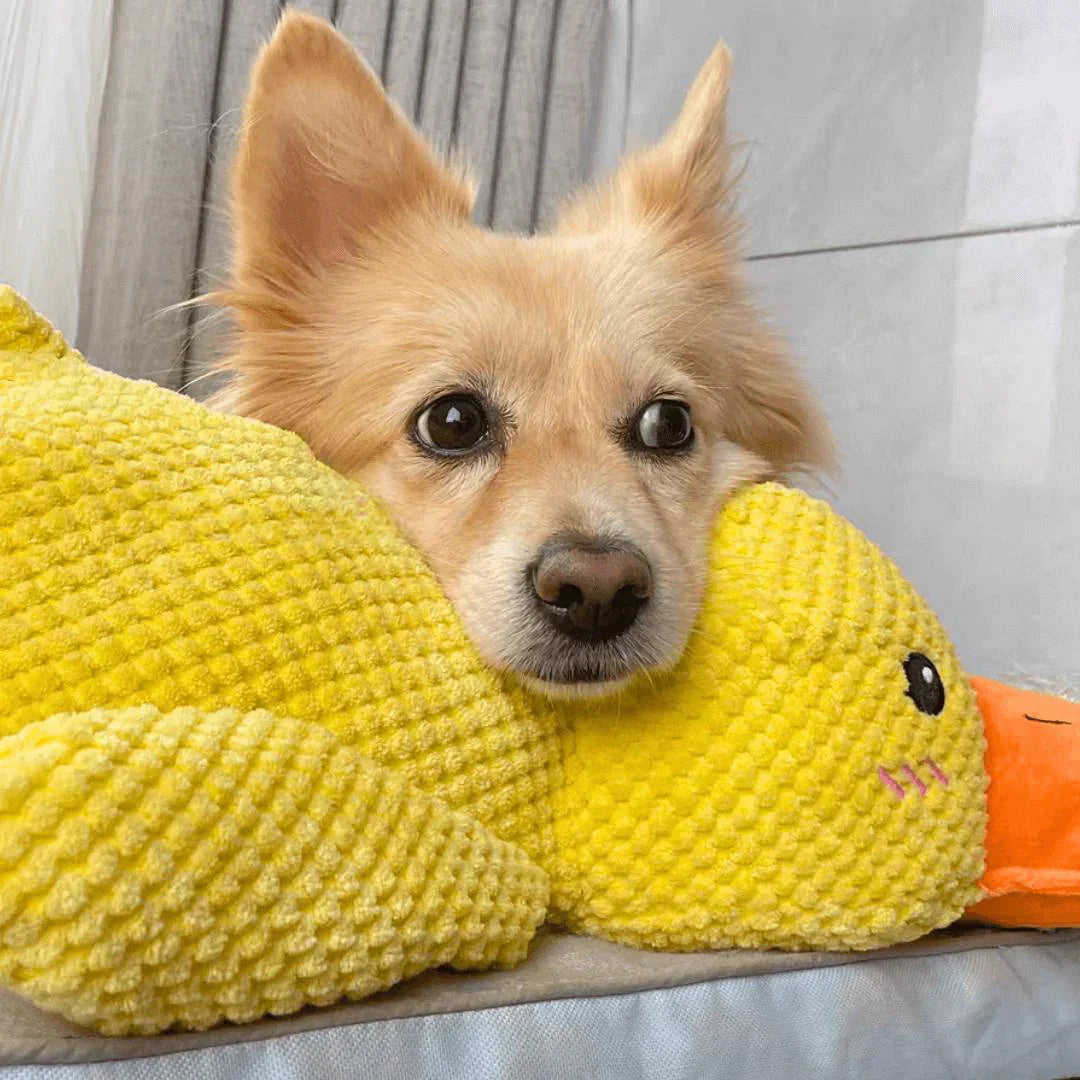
top-left (557, 42), bottom-right (735, 235)
top-left (559, 43), bottom-right (833, 476)
top-left (636, 40), bottom-right (736, 229)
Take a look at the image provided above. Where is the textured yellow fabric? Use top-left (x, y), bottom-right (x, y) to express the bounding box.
top-left (0, 706), bottom-right (546, 1034)
top-left (0, 286), bottom-right (559, 855)
top-left (549, 485), bottom-right (987, 949)
top-left (0, 286), bottom-right (987, 1034)
top-left (0, 287), bottom-right (551, 1034)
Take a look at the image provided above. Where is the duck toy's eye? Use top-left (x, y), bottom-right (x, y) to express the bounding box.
top-left (902, 652), bottom-right (946, 715)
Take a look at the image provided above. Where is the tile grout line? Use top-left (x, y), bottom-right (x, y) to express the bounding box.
top-left (746, 217), bottom-right (1080, 263)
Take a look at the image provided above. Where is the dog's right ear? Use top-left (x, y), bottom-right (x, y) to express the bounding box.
top-left (229, 10), bottom-right (473, 301)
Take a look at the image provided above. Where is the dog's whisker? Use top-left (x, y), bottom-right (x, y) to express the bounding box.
top-left (178, 369), bottom-right (227, 395)
top-left (636, 664), bottom-right (658, 693)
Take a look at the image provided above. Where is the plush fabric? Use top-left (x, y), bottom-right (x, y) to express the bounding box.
top-left (964, 677), bottom-right (1080, 927)
top-left (547, 487), bottom-right (987, 950)
top-left (0, 287), bottom-right (554, 1033)
top-left (0, 287), bottom-right (992, 1034)
top-left (0, 707), bottom-right (548, 1034)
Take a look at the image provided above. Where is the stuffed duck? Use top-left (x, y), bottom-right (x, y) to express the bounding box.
top-left (0, 287), bottom-right (1073, 1035)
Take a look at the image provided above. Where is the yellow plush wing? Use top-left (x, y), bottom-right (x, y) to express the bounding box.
top-left (0, 705), bottom-right (546, 1034)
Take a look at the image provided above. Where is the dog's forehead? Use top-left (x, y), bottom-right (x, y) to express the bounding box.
top-left (432, 231), bottom-right (699, 397)
top-left (350, 223), bottom-right (711, 436)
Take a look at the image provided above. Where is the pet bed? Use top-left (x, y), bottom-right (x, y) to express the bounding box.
top-left (0, 928), bottom-right (1078, 1078)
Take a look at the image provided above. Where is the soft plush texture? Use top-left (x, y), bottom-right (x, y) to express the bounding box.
top-left (0, 287), bottom-right (554, 1033)
top-left (965, 677), bottom-right (1080, 928)
top-left (0, 286), bottom-right (991, 1034)
top-left (548, 488), bottom-right (987, 950)
top-left (0, 706), bottom-right (548, 1034)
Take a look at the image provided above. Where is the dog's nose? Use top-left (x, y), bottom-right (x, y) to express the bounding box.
top-left (532, 540), bottom-right (652, 641)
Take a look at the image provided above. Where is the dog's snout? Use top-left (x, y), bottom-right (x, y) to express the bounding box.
top-left (532, 540), bottom-right (652, 642)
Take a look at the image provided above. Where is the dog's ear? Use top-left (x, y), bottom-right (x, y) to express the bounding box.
top-left (230, 10), bottom-right (473, 298)
top-left (721, 332), bottom-right (835, 475)
top-left (558, 42), bottom-right (735, 235)
top-left (558, 44), bottom-right (833, 475)
top-left (633, 40), bottom-right (735, 228)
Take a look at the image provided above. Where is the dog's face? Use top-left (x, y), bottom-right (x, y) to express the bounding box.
top-left (213, 12), bottom-right (831, 697)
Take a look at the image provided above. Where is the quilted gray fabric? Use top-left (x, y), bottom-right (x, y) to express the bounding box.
top-left (0, 928), bottom-right (1076, 1070)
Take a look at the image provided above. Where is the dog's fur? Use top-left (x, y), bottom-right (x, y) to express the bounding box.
top-left (210, 10), bottom-right (831, 697)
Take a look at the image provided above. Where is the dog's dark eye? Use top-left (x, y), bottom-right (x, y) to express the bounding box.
top-left (414, 394), bottom-right (490, 455)
top-left (902, 652), bottom-right (945, 715)
top-left (633, 400), bottom-right (693, 452)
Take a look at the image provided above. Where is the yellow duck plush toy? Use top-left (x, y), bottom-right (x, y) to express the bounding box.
top-left (0, 287), bottom-right (986, 1034)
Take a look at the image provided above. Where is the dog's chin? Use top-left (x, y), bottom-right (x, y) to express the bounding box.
top-left (459, 595), bottom-right (693, 702)
top-left (516, 671), bottom-right (635, 701)
top-left (501, 641), bottom-right (666, 700)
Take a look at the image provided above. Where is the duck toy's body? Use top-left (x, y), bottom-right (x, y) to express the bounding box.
top-left (0, 287), bottom-right (1075, 1035)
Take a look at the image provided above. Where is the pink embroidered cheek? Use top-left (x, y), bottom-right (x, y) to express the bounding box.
top-left (877, 759), bottom-right (950, 799)
top-left (900, 764), bottom-right (928, 796)
top-left (922, 757), bottom-right (950, 786)
top-left (877, 766), bottom-right (906, 799)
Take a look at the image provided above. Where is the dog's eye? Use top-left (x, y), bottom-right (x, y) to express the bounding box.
top-left (414, 394), bottom-right (490, 455)
top-left (633, 400), bottom-right (694, 451)
top-left (902, 652), bottom-right (945, 715)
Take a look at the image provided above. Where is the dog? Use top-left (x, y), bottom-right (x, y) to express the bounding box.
top-left (210, 10), bottom-right (831, 698)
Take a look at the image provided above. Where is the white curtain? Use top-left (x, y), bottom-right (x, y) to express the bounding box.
top-left (0, 0), bottom-right (113, 341)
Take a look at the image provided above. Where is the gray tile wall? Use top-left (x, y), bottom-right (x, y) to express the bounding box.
top-left (623, 0), bottom-right (1080, 685)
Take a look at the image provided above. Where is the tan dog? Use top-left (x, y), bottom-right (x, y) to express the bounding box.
top-left (211, 10), bottom-right (831, 697)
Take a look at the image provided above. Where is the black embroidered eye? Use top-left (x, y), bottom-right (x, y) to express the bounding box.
top-left (632, 399), bottom-right (694, 452)
top-left (902, 652), bottom-right (945, 715)
top-left (414, 394), bottom-right (490, 456)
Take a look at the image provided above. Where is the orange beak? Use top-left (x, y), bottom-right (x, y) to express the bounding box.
top-left (965, 676), bottom-right (1080, 927)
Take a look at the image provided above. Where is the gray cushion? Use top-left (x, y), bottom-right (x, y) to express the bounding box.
top-left (0, 927), bottom-right (1075, 1067)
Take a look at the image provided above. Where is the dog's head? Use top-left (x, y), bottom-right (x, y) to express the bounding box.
top-left (212, 11), bottom-right (831, 697)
